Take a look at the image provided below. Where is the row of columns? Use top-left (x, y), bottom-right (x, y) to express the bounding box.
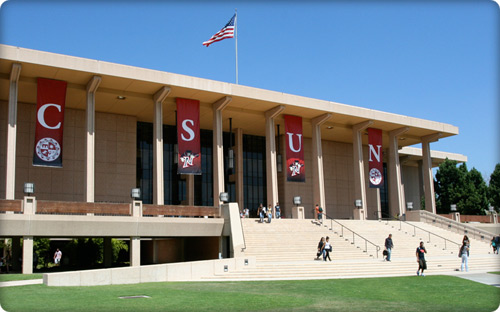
top-left (3, 63), bottom-right (441, 216)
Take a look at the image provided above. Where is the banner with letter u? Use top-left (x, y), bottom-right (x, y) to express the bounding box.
top-left (33, 78), bottom-right (67, 167)
top-left (368, 128), bottom-right (383, 188)
top-left (176, 98), bottom-right (201, 174)
top-left (284, 115), bottom-right (305, 182)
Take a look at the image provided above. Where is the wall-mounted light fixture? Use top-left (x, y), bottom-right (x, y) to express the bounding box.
top-left (355, 199), bottom-right (362, 209)
top-left (24, 182), bottom-right (35, 196)
top-left (293, 196), bottom-right (301, 206)
top-left (131, 188), bottom-right (141, 199)
top-left (407, 202), bottom-right (413, 211)
top-left (219, 192), bottom-right (229, 203)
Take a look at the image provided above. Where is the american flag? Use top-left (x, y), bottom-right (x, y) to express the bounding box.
top-left (203, 14), bottom-right (235, 47)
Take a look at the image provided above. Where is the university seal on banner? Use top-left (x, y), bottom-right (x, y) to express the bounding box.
top-left (369, 168), bottom-right (382, 186)
top-left (35, 137), bottom-right (61, 162)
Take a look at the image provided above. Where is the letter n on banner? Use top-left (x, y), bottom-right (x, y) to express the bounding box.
top-left (176, 98), bottom-right (201, 174)
top-left (284, 115), bottom-right (305, 182)
top-left (33, 78), bottom-right (67, 167)
top-left (368, 128), bottom-right (383, 188)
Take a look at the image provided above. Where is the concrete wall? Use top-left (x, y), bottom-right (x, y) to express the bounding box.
top-left (0, 101), bottom-right (136, 202)
top-left (402, 165), bottom-right (421, 211)
top-left (44, 256), bottom-right (256, 286)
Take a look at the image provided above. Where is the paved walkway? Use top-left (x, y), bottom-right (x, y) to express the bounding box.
top-left (0, 279), bottom-right (43, 287)
top-left (455, 273), bottom-right (500, 288)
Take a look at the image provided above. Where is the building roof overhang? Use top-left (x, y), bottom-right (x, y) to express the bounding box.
top-left (0, 44), bottom-right (459, 152)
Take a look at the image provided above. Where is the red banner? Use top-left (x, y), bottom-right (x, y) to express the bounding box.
top-left (368, 128), bottom-right (383, 188)
top-left (33, 78), bottom-right (67, 167)
top-left (284, 115), bottom-right (305, 182)
top-left (176, 98), bottom-right (201, 174)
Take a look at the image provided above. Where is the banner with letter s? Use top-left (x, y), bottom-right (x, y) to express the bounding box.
top-left (176, 98), bottom-right (201, 174)
top-left (368, 128), bottom-right (383, 188)
top-left (284, 114), bottom-right (305, 182)
top-left (33, 78), bottom-right (67, 167)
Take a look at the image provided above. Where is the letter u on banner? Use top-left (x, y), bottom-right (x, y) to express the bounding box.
top-left (176, 98), bottom-right (201, 174)
top-left (368, 128), bottom-right (383, 188)
top-left (284, 115), bottom-right (305, 182)
top-left (33, 78), bottom-right (67, 167)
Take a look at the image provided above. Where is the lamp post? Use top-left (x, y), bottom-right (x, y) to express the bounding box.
top-left (450, 204), bottom-right (457, 212)
top-left (354, 199), bottom-right (362, 209)
top-left (131, 188), bottom-right (141, 200)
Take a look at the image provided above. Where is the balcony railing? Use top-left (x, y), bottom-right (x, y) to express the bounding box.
top-left (0, 199), bottom-right (220, 218)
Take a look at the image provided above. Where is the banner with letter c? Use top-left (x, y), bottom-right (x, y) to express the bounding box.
top-left (368, 128), bottom-right (383, 188)
top-left (33, 78), bottom-right (67, 167)
top-left (284, 114), bottom-right (305, 182)
top-left (176, 98), bottom-right (201, 175)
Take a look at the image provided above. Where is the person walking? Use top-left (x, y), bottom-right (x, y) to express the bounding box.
top-left (459, 242), bottom-right (469, 272)
top-left (258, 204), bottom-right (264, 223)
top-left (316, 237), bottom-right (325, 260)
top-left (416, 242), bottom-right (427, 276)
top-left (275, 202), bottom-right (281, 219)
top-left (323, 236), bottom-right (332, 261)
top-left (53, 248), bottom-right (62, 266)
top-left (267, 204), bottom-right (273, 223)
top-left (384, 234), bottom-right (394, 261)
top-left (491, 237), bottom-right (497, 254)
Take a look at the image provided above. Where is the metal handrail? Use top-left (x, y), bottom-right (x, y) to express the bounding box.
top-left (324, 214), bottom-right (381, 258)
top-left (239, 215), bottom-right (247, 251)
top-left (378, 212), bottom-right (460, 251)
top-left (418, 210), bottom-right (495, 242)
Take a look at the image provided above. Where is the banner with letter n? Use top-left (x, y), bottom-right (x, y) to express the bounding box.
top-left (33, 78), bottom-right (67, 167)
top-left (176, 98), bottom-right (201, 175)
top-left (284, 114), bottom-right (305, 182)
top-left (368, 128), bottom-right (383, 188)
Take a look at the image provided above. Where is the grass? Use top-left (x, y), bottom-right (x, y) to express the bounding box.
top-left (488, 271), bottom-right (500, 275)
top-left (0, 275), bottom-right (499, 312)
top-left (0, 274), bottom-right (43, 282)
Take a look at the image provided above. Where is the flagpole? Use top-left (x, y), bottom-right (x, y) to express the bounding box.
top-left (235, 8), bottom-right (239, 85)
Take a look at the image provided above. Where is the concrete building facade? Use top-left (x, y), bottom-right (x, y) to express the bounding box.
top-left (0, 45), bottom-right (466, 273)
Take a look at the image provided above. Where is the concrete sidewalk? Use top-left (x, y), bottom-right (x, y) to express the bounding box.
top-left (0, 279), bottom-right (43, 287)
top-left (455, 272), bottom-right (500, 288)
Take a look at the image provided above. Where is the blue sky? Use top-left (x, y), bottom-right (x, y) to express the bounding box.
top-left (1, 0), bottom-right (498, 180)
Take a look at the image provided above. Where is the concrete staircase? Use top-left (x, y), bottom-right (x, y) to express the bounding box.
top-left (202, 218), bottom-right (500, 281)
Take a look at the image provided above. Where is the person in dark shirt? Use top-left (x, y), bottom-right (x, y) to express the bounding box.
top-left (416, 241), bottom-right (427, 276)
top-left (384, 234), bottom-right (394, 261)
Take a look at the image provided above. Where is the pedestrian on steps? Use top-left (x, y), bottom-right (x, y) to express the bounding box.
top-left (316, 237), bottom-right (325, 260)
top-left (384, 234), bottom-right (394, 261)
top-left (323, 236), bottom-right (332, 261)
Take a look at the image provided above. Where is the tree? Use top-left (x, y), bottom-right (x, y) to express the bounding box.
top-left (434, 159), bottom-right (489, 215)
top-left (434, 159), bottom-right (465, 213)
top-left (489, 163), bottom-right (500, 212)
top-left (461, 168), bottom-right (489, 215)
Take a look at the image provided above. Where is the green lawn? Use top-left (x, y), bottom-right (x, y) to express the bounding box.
top-left (0, 276), bottom-right (498, 312)
top-left (0, 273), bottom-right (43, 282)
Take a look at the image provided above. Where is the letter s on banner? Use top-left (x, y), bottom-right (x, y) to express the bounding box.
top-left (33, 78), bottom-right (67, 167)
top-left (176, 98), bottom-right (201, 174)
top-left (368, 128), bottom-right (383, 188)
top-left (284, 115), bottom-right (305, 182)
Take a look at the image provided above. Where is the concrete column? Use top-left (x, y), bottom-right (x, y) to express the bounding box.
top-left (186, 175), bottom-right (194, 205)
top-left (235, 128), bottom-right (244, 210)
top-left (130, 237), bottom-right (141, 267)
top-left (311, 113), bottom-right (332, 217)
top-left (375, 188), bottom-right (382, 220)
top-left (22, 236), bottom-right (33, 274)
top-left (153, 86), bottom-right (171, 205)
top-left (265, 106), bottom-right (285, 208)
top-left (213, 97), bottom-right (232, 206)
top-left (12, 237), bottom-right (21, 271)
top-left (422, 133), bottom-right (441, 214)
top-left (85, 76), bottom-right (101, 202)
top-left (388, 127), bottom-right (409, 218)
top-left (5, 63), bottom-right (21, 200)
top-left (352, 120), bottom-right (373, 220)
top-left (103, 237), bottom-right (112, 268)
top-left (417, 160), bottom-right (424, 210)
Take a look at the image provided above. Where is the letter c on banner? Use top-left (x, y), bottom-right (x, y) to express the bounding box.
top-left (37, 103), bottom-right (61, 129)
top-left (181, 119), bottom-right (195, 141)
top-left (287, 133), bottom-right (302, 153)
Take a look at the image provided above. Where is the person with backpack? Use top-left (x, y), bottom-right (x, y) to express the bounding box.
top-left (384, 234), bottom-right (394, 261)
top-left (316, 237), bottom-right (325, 260)
top-left (459, 242), bottom-right (470, 272)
